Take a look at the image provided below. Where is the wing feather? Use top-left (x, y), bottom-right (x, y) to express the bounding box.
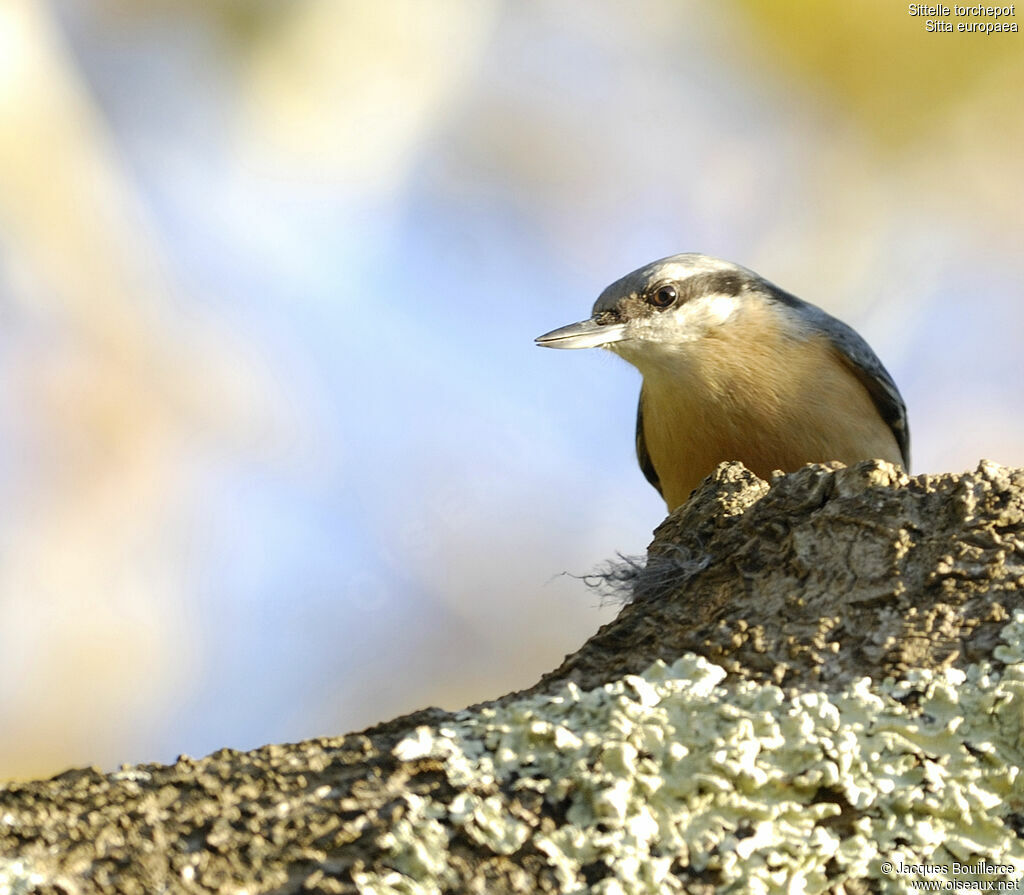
top-left (765, 285), bottom-right (911, 469)
top-left (635, 388), bottom-right (664, 495)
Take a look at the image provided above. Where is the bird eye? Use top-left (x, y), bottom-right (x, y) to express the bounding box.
top-left (648, 283), bottom-right (677, 308)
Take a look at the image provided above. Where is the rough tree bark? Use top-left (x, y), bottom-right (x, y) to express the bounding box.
top-left (2, 460), bottom-right (1023, 894)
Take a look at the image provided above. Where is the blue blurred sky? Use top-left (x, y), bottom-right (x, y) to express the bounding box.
top-left (0, 0), bottom-right (1021, 777)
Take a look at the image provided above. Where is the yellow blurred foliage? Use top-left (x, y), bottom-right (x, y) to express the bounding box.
top-left (737, 0), bottom-right (1021, 143)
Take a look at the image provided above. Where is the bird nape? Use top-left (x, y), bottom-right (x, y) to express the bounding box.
top-left (536, 253), bottom-right (909, 511)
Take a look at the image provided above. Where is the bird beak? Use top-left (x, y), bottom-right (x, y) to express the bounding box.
top-left (534, 318), bottom-right (627, 350)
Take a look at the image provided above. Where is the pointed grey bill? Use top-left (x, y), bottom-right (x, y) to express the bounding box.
top-left (534, 318), bottom-right (628, 350)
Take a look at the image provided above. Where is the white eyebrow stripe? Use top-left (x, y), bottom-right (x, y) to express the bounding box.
top-left (653, 256), bottom-right (737, 281)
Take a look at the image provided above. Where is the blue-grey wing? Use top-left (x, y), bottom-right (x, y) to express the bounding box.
top-left (823, 314), bottom-right (911, 469)
top-left (635, 389), bottom-right (664, 495)
top-left (766, 284), bottom-right (911, 469)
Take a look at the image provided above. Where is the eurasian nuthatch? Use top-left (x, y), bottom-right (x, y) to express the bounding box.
top-left (536, 253), bottom-right (910, 510)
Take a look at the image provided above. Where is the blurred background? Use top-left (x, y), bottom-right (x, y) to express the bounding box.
top-left (1, 0), bottom-right (1021, 779)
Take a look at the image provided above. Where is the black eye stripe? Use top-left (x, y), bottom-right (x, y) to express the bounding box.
top-left (645, 271), bottom-right (746, 309)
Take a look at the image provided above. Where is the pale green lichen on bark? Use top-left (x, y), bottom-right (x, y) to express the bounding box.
top-left (0, 858), bottom-right (45, 895)
top-left (360, 610), bottom-right (1024, 894)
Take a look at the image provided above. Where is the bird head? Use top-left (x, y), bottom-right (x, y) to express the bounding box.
top-left (535, 253), bottom-right (767, 369)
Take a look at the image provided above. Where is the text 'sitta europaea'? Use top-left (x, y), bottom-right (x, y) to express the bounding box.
top-left (536, 253), bottom-right (910, 511)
